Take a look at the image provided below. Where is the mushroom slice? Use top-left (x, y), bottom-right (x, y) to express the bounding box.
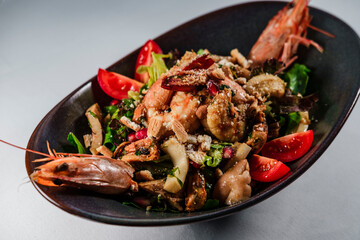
top-left (162, 137), bottom-right (189, 193)
top-left (213, 159), bottom-right (251, 205)
top-left (185, 170), bottom-right (207, 212)
top-left (245, 74), bottom-right (286, 98)
top-left (139, 179), bottom-right (184, 211)
top-left (85, 103), bottom-right (103, 155)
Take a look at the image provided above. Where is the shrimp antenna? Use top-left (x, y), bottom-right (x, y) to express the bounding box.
top-left (0, 139), bottom-right (52, 158)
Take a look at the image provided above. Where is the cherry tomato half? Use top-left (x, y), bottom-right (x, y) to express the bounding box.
top-left (249, 155), bottom-right (290, 182)
top-left (97, 68), bottom-right (143, 100)
top-left (134, 39), bottom-right (163, 83)
top-left (261, 130), bottom-right (314, 162)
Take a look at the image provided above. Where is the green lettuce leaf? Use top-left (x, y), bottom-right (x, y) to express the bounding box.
top-left (136, 52), bottom-right (170, 87)
top-left (284, 63), bottom-right (310, 95)
top-left (285, 112), bottom-right (301, 135)
top-left (204, 143), bottom-right (233, 167)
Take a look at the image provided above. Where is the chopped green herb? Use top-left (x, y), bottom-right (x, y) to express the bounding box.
top-left (88, 111), bottom-right (97, 118)
top-left (167, 167), bottom-right (183, 187)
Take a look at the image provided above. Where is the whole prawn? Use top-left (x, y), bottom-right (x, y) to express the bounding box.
top-left (1, 139), bottom-right (138, 195)
top-left (248, 0), bottom-right (333, 68)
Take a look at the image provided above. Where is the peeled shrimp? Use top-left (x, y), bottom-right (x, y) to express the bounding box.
top-left (201, 89), bottom-right (246, 142)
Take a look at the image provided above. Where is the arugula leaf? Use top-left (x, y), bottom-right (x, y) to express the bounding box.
top-left (284, 63), bottom-right (310, 95)
top-left (136, 52), bottom-right (170, 87)
top-left (285, 112), bottom-right (301, 135)
top-left (67, 132), bottom-right (87, 154)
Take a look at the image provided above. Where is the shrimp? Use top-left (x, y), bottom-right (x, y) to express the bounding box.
top-left (132, 52), bottom-right (203, 124)
top-left (147, 91), bottom-right (201, 140)
top-left (0, 139), bottom-right (137, 195)
top-left (201, 89), bottom-right (247, 142)
top-left (138, 53), bottom-right (213, 140)
top-left (248, 0), bottom-right (324, 67)
top-left (31, 156), bottom-right (138, 194)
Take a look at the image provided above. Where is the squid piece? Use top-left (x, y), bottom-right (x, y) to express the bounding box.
top-left (162, 137), bottom-right (189, 193)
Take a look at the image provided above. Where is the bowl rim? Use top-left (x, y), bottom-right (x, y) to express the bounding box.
top-left (25, 1), bottom-right (360, 226)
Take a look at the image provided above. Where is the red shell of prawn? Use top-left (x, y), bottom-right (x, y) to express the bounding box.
top-left (248, 0), bottom-right (310, 66)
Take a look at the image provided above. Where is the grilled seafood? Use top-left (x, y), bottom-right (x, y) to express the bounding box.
top-left (0, 139), bottom-right (138, 195)
top-left (249, 0), bottom-right (325, 68)
top-left (201, 89), bottom-right (247, 142)
top-left (31, 156), bottom-right (138, 194)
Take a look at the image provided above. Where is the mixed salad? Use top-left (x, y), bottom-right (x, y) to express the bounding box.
top-left (64, 39), bottom-right (317, 212)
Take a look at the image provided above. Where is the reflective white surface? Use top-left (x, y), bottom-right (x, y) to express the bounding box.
top-left (0, 0), bottom-right (359, 239)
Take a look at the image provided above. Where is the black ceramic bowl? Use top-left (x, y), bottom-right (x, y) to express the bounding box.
top-left (26, 1), bottom-right (360, 226)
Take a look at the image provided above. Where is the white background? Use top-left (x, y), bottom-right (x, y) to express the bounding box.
top-left (0, 0), bottom-right (359, 239)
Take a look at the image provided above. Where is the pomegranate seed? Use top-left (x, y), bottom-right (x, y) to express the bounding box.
top-left (190, 161), bottom-right (202, 169)
top-left (222, 146), bottom-right (234, 159)
top-left (128, 132), bottom-right (137, 142)
top-left (207, 80), bottom-right (219, 96)
top-left (110, 99), bottom-right (120, 105)
top-left (135, 128), bottom-right (148, 140)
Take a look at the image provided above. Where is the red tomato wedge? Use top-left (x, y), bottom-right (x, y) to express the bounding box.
top-left (97, 68), bottom-right (143, 100)
top-left (261, 130), bottom-right (314, 162)
top-left (134, 39), bottom-right (163, 83)
top-left (249, 155), bottom-right (290, 182)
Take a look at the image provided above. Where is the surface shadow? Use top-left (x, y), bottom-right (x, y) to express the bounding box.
top-left (188, 212), bottom-right (250, 239)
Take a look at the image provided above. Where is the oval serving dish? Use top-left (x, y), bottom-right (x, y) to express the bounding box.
top-left (26, 1), bottom-right (360, 226)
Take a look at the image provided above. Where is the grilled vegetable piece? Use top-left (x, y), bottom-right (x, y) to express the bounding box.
top-left (185, 170), bottom-right (207, 211)
top-left (139, 179), bottom-right (184, 211)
